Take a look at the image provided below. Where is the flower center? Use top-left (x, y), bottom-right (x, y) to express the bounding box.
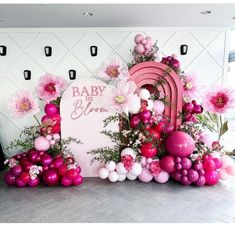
top-left (115, 95), bottom-right (126, 104)
top-left (44, 82), bottom-right (56, 93)
top-left (185, 82), bottom-right (193, 90)
top-left (210, 92), bottom-right (229, 108)
top-left (106, 65), bottom-right (120, 78)
top-left (18, 98), bottom-right (32, 112)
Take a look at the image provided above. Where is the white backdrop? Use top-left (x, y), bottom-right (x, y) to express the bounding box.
top-left (0, 27), bottom-right (230, 156)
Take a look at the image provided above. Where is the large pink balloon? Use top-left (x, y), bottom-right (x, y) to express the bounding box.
top-left (4, 171), bottom-right (16, 186)
top-left (205, 170), bottom-right (219, 186)
top-left (34, 136), bottom-right (50, 151)
top-left (165, 131), bottom-right (195, 157)
top-left (138, 167), bottom-right (153, 183)
top-left (159, 156), bottom-right (175, 173)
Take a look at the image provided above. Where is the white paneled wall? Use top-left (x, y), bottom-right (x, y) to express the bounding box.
top-left (0, 27), bottom-right (230, 156)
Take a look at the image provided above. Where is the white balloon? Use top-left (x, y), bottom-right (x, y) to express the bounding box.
top-left (129, 162), bottom-right (143, 176)
top-left (127, 172), bottom-right (137, 181)
top-left (121, 148), bottom-right (136, 159)
top-left (108, 171), bottom-right (119, 182)
top-left (98, 167), bottom-right (109, 179)
top-left (154, 171), bottom-right (170, 183)
top-left (105, 161), bottom-right (116, 172)
top-left (146, 99), bottom-right (154, 111)
top-left (139, 89), bottom-right (151, 100)
top-left (118, 174), bottom-right (126, 182)
top-left (128, 101), bottom-right (141, 114)
top-left (116, 162), bottom-right (127, 175)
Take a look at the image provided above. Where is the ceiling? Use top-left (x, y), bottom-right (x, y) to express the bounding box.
top-left (0, 4), bottom-right (235, 28)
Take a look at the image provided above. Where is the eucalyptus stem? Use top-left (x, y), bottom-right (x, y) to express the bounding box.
top-left (218, 115), bottom-right (223, 141)
top-left (33, 115), bottom-right (41, 126)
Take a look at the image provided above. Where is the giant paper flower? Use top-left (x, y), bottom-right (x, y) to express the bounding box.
top-left (105, 81), bottom-right (141, 114)
top-left (97, 58), bottom-right (130, 82)
top-left (183, 72), bottom-right (200, 100)
top-left (8, 89), bottom-right (40, 119)
top-left (36, 73), bottom-right (67, 103)
top-left (203, 86), bottom-right (235, 114)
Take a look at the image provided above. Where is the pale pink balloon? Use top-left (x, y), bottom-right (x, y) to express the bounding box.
top-left (144, 43), bottom-right (151, 50)
top-left (134, 44), bottom-right (145, 54)
top-left (154, 170), bottom-right (170, 183)
top-left (146, 36), bottom-right (153, 45)
top-left (219, 169), bottom-right (230, 180)
top-left (222, 155), bottom-right (233, 168)
top-left (134, 34), bottom-right (144, 44)
top-left (144, 50), bottom-right (150, 56)
top-left (141, 38), bottom-right (147, 45)
top-left (153, 100), bottom-right (165, 114)
top-left (138, 167), bottom-right (153, 183)
top-left (226, 165), bottom-right (235, 176)
top-left (34, 136), bottom-right (50, 151)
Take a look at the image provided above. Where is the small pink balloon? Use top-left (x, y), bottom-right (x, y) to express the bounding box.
top-left (41, 115), bottom-right (50, 123)
top-left (144, 43), bottom-right (151, 50)
top-left (28, 177), bottom-right (40, 187)
top-left (153, 100), bottom-right (165, 114)
top-left (134, 34), bottom-right (144, 44)
top-left (154, 170), bottom-right (169, 183)
top-left (219, 169), bottom-right (230, 180)
top-left (4, 171), bottom-right (16, 186)
top-left (61, 176), bottom-right (72, 187)
top-left (141, 38), bottom-right (147, 45)
top-left (146, 36), bottom-right (153, 45)
top-left (134, 44), bottom-right (145, 54)
top-left (194, 175), bottom-right (206, 187)
top-left (15, 177), bottom-right (27, 187)
top-left (226, 165), bottom-right (235, 176)
top-left (138, 167), bottom-right (153, 183)
top-left (181, 158), bottom-right (192, 170)
top-left (205, 170), bottom-right (219, 186)
top-left (44, 103), bottom-right (58, 116)
top-left (212, 158), bottom-right (222, 169)
top-left (73, 175), bottom-right (83, 186)
top-left (34, 136), bottom-right (50, 151)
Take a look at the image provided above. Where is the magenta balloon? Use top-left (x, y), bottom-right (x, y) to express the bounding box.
top-left (181, 158), bottom-right (192, 170)
top-left (10, 165), bottom-right (23, 177)
top-left (212, 158), bottom-right (222, 169)
top-left (138, 167), bottom-right (153, 183)
top-left (76, 166), bottom-right (81, 174)
top-left (4, 171), bottom-right (16, 186)
top-left (28, 177), bottom-right (40, 187)
top-left (73, 175), bottom-right (83, 186)
top-left (41, 154), bottom-right (53, 166)
top-left (194, 176), bottom-right (206, 187)
top-left (187, 169), bottom-right (199, 182)
top-left (159, 156), bottom-right (175, 173)
top-left (15, 177), bottom-right (27, 187)
top-left (165, 131), bottom-right (195, 157)
top-left (205, 171), bottom-right (219, 186)
top-left (54, 158), bottom-right (64, 169)
top-left (43, 170), bottom-right (59, 186)
top-left (181, 175), bottom-right (192, 185)
top-left (172, 171), bottom-right (182, 181)
top-left (44, 103), bottom-right (58, 116)
top-left (61, 176), bottom-right (72, 187)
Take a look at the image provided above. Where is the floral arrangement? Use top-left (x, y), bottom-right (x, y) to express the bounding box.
top-left (89, 33), bottom-right (235, 186)
top-left (4, 74), bottom-right (83, 188)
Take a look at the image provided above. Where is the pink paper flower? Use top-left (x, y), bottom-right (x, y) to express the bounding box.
top-left (203, 86), bottom-right (235, 114)
top-left (149, 160), bottom-right (161, 176)
top-left (121, 155), bottom-right (134, 171)
top-left (98, 58), bottom-right (130, 82)
top-left (8, 89), bottom-right (40, 119)
top-left (183, 72), bottom-right (200, 100)
top-left (105, 81), bottom-right (141, 114)
top-left (36, 73), bottom-right (67, 103)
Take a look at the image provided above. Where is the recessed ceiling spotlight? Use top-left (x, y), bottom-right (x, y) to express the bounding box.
top-left (200, 10), bottom-right (212, 15)
top-left (83, 12), bottom-right (93, 17)
top-left (232, 16), bottom-right (235, 20)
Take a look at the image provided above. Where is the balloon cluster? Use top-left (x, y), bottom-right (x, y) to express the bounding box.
top-left (4, 149), bottom-right (83, 187)
top-left (98, 148), bottom-right (142, 182)
top-left (161, 56), bottom-right (180, 71)
top-left (134, 34), bottom-right (154, 56)
top-left (40, 103), bottom-right (61, 136)
top-left (183, 100), bottom-right (203, 123)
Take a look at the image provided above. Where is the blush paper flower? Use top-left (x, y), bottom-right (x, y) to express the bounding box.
top-left (36, 73), bottom-right (67, 103)
top-left (104, 81), bottom-right (141, 114)
top-left (183, 72), bottom-right (201, 100)
top-left (98, 58), bottom-right (130, 82)
top-left (8, 89), bottom-right (40, 119)
top-left (203, 86), bottom-right (235, 114)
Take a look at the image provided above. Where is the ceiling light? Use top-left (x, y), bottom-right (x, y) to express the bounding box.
top-left (232, 17), bottom-right (235, 20)
top-left (83, 12), bottom-right (93, 17)
top-left (200, 10), bottom-right (212, 15)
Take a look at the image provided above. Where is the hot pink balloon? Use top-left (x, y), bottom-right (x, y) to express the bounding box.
top-left (73, 175), bottom-right (83, 186)
top-left (10, 165), bottom-right (23, 177)
top-left (165, 131), bottom-right (195, 157)
top-left (44, 103), bottom-right (58, 116)
top-left (61, 176), bottom-right (72, 187)
top-left (187, 169), bottom-right (199, 182)
top-left (134, 44), bottom-right (145, 54)
top-left (153, 100), bottom-right (165, 114)
top-left (194, 175), bottom-right (206, 187)
top-left (138, 167), bottom-right (153, 183)
top-left (15, 177), bottom-right (27, 187)
top-left (205, 170), bottom-right (219, 186)
top-left (34, 136), bottom-right (50, 151)
top-left (134, 34), bottom-right (144, 44)
top-left (154, 170), bottom-right (169, 183)
top-left (159, 156), bottom-right (175, 173)
top-left (4, 171), bottom-right (16, 186)
top-left (43, 170), bottom-right (59, 186)
top-left (28, 177), bottom-right (40, 187)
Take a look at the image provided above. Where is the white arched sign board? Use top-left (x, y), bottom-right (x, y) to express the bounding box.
top-left (60, 78), bottom-right (118, 177)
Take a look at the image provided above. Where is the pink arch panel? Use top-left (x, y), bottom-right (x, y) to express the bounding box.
top-left (129, 61), bottom-right (183, 129)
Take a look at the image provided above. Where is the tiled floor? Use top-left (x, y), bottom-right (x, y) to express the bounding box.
top-left (0, 171), bottom-right (235, 223)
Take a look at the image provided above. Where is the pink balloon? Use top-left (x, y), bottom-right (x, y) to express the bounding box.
top-left (28, 177), bottom-right (40, 187)
top-left (34, 136), bottom-right (50, 151)
top-left (41, 154), bottom-right (53, 165)
top-left (144, 43), bottom-right (151, 50)
top-left (41, 115), bottom-right (50, 123)
top-left (134, 44), bottom-right (145, 54)
top-left (54, 158), bottom-right (64, 169)
top-left (141, 39), bottom-right (147, 45)
top-left (10, 165), bottom-right (23, 177)
top-left (226, 165), bottom-right (235, 176)
top-left (134, 34), bottom-right (144, 44)
top-left (181, 175), bottom-right (192, 186)
top-left (181, 158), bottom-right (192, 170)
top-left (194, 175), bottom-right (206, 186)
top-left (61, 176), bottom-right (72, 187)
top-left (212, 158), bottom-right (222, 169)
top-left (219, 169), bottom-right (230, 180)
top-left (187, 169), bottom-right (199, 182)
top-left (44, 103), bottom-right (58, 116)
top-left (43, 170), bottom-right (59, 186)
top-left (73, 175), bottom-right (83, 186)
top-left (138, 167), bottom-right (153, 183)
top-left (153, 100), bottom-right (165, 114)
top-left (145, 36), bottom-right (153, 45)
top-left (159, 156), bottom-right (175, 173)
top-left (15, 177), bottom-right (27, 187)
top-left (4, 171), bottom-right (16, 186)
top-left (154, 170), bottom-right (169, 183)
top-left (205, 170), bottom-right (219, 186)
top-left (165, 131), bottom-right (195, 157)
